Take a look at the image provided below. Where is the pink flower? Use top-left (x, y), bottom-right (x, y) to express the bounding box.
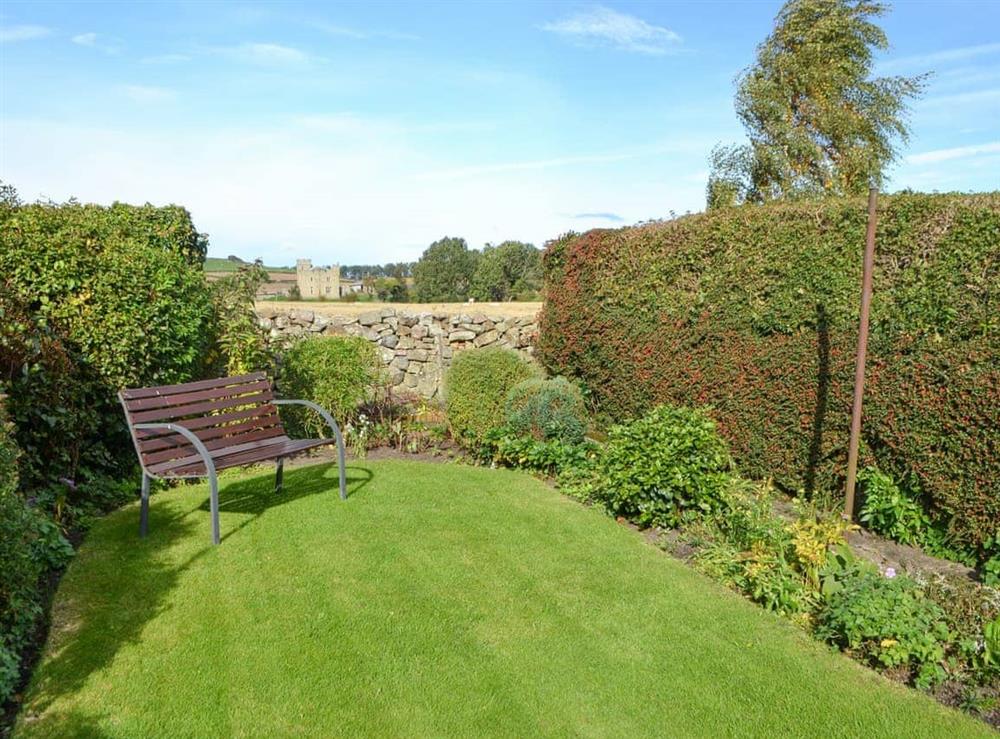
top-left (884, 567), bottom-right (897, 579)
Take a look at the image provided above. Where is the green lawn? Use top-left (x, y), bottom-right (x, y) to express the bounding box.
top-left (16, 460), bottom-right (988, 738)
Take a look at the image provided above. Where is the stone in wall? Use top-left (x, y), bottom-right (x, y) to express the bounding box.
top-left (258, 307), bottom-right (538, 400)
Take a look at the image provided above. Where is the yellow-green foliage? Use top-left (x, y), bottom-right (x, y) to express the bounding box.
top-left (445, 347), bottom-right (538, 448)
top-left (278, 336), bottom-right (383, 434)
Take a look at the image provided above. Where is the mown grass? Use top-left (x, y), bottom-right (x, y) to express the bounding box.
top-left (16, 460), bottom-right (989, 738)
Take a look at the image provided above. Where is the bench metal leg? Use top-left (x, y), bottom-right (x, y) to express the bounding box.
top-left (209, 470), bottom-right (220, 545)
top-left (275, 458), bottom-right (284, 494)
top-left (336, 432), bottom-right (346, 501)
top-left (139, 472), bottom-right (151, 537)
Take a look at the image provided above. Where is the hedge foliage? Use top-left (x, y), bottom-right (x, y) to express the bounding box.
top-left (539, 193), bottom-right (1000, 550)
top-left (0, 186), bottom-right (215, 489)
top-left (445, 347), bottom-right (539, 448)
top-left (0, 399), bottom-right (72, 703)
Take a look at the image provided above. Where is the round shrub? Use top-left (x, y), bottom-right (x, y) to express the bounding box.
top-left (596, 404), bottom-right (733, 528)
top-left (504, 376), bottom-right (587, 443)
top-left (278, 336), bottom-right (383, 435)
top-left (445, 347), bottom-right (538, 448)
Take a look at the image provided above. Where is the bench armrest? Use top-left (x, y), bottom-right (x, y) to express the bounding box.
top-left (273, 399), bottom-right (347, 500)
top-left (272, 399), bottom-right (344, 444)
top-left (133, 422), bottom-right (218, 480)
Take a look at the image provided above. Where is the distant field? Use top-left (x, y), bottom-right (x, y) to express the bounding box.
top-left (204, 257), bottom-right (295, 273)
top-left (261, 300), bottom-right (542, 318)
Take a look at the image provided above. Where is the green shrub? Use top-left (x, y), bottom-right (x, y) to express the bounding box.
top-left (210, 261), bottom-right (271, 376)
top-left (445, 348), bottom-right (538, 448)
top-left (858, 467), bottom-right (931, 547)
top-left (480, 428), bottom-right (598, 475)
top-left (539, 193), bottom-right (1000, 548)
top-left (0, 187), bottom-right (215, 491)
top-left (0, 399), bottom-right (72, 703)
top-left (503, 376), bottom-right (588, 444)
top-left (923, 574), bottom-right (1000, 680)
top-left (817, 551), bottom-right (950, 687)
top-left (592, 405), bottom-right (733, 528)
top-left (278, 336), bottom-right (383, 435)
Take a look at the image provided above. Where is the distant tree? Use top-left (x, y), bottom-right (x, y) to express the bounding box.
top-left (412, 237), bottom-right (479, 302)
top-left (374, 276), bottom-right (409, 302)
top-left (470, 241), bottom-right (542, 301)
top-left (707, 0), bottom-right (927, 207)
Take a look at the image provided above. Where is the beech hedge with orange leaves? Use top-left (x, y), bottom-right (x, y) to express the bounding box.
top-left (538, 193), bottom-right (1000, 552)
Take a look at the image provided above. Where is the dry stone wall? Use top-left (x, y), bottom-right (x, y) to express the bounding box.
top-left (257, 306), bottom-right (538, 399)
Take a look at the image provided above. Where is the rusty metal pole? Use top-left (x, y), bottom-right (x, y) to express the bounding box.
top-left (844, 186), bottom-right (878, 520)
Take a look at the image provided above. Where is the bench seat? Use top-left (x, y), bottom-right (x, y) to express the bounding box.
top-left (119, 371), bottom-right (347, 544)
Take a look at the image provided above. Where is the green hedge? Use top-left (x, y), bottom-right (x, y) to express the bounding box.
top-left (0, 187), bottom-right (214, 490)
top-left (539, 193), bottom-right (1000, 551)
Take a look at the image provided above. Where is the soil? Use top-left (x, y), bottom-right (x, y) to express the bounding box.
top-left (770, 495), bottom-right (977, 581)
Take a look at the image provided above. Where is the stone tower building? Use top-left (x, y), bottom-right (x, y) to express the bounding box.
top-left (295, 259), bottom-right (341, 299)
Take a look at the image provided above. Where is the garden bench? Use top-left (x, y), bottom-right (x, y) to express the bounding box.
top-left (119, 371), bottom-right (346, 545)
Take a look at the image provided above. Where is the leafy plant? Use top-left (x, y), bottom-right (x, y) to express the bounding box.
top-left (480, 428), bottom-right (598, 475)
top-left (445, 347), bottom-right (539, 449)
top-left (817, 559), bottom-right (950, 687)
top-left (210, 261), bottom-right (271, 375)
top-left (858, 467), bottom-right (930, 546)
top-left (503, 376), bottom-right (588, 444)
top-left (277, 336), bottom-right (384, 435)
top-left (592, 405), bottom-right (733, 528)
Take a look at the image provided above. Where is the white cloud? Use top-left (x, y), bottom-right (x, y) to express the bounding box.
top-left (0, 24), bottom-right (51, 42)
top-left (121, 85), bottom-right (177, 104)
top-left (541, 6), bottom-right (681, 55)
top-left (880, 42), bottom-right (1000, 71)
top-left (1, 117), bottom-right (704, 263)
top-left (72, 32), bottom-right (119, 53)
top-left (218, 42), bottom-right (311, 65)
top-left (906, 141), bottom-right (1000, 165)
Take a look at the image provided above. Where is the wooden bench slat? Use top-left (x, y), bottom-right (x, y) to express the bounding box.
top-left (133, 405), bottom-right (275, 438)
top-left (121, 372), bottom-right (268, 400)
top-left (147, 435), bottom-right (297, 474)
top-left (123, 380), bottom-right (272, 412)
top-left (141, 425), bottom-right (286, 466)
top-left (137, 411), bottom-right (282, 454)
top-left (130, 390), bottom-right (274, 424)
top-left (161, 438), bottom-right (333, 477)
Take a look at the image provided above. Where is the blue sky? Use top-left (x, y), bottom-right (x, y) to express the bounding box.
top-left (1, 1), bottom-right (998, 265)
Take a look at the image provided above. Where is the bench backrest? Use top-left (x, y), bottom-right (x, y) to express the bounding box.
top-left (119, 372), bottom-right (285, 474)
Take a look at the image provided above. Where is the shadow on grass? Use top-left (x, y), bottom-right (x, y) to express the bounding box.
top-left (204, 462), bottom-right (374, 514)
top-left (16, 461), bottom-right (371, 735)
